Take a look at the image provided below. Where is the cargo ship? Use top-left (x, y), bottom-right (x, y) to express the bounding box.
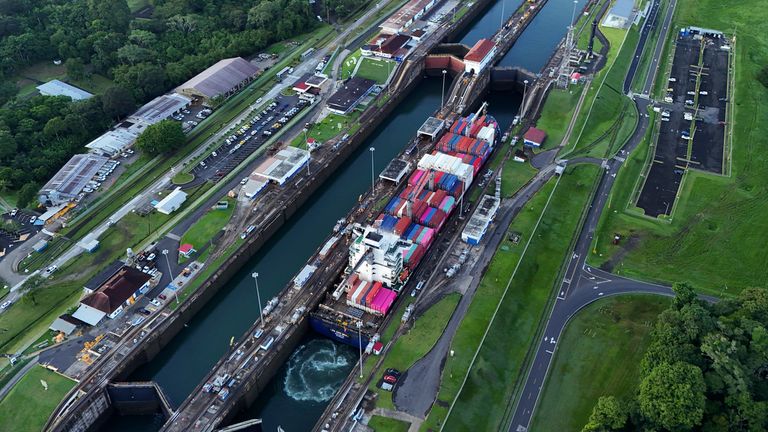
top-left (309, 107), bottom-right (499, 349)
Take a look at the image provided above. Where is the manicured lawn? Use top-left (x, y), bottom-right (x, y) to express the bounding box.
top-left (586, 0), bottom-right (768, 296)
top-left (172, 172), bottom-right (195, 185)
top-left (0, 365), bottom-right (76, 432)
top-left (291, 112), bottom-right (360, 148)
top-left (340, 49), bottom-right (363, 80)
top-left (530, 295), bottom-right (670, 431)
top-left (421, 164), bottom-right (600, 431)
top-left (500, 157), bottom-right (537, 198)
top-left (368, 415), bottom-right (410, 432)
top-left (179, 198), bottom-right (236, 253)
top-left (534, 84), bottom-right (584, 148)
top-left (368, 293), bottom-right (461, 409)
top-left (355, 57), bottom-right (395, 84)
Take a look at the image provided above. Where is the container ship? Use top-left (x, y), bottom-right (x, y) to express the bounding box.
top-left (309, 108), bottom-right (499, 349)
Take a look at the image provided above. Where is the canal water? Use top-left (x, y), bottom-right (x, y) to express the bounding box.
top-left (103, 0), bottom-right (576, 429)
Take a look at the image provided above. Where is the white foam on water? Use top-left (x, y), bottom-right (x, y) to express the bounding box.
top-left (283, 339), bottom-right (356, 402)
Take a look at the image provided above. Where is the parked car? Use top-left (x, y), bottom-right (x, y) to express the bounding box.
top-left (158, 294), bottom-right (167, 301)
top-left (1, 300), bottom-right (12, 309)
top-left (138, 308), bottom-right (151, 316)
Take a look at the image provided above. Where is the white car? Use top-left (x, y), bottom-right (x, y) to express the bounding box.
top-left (240, 178), bottom-right (248, 185)
top-left (151, 299), bottom-right (163, 307)
top-left (0, 301), bottom-right (12, 309)
top-left (147, 253), bottom-right (156, 261)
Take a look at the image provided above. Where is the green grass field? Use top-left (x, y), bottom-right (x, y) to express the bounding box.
top-left (534, 84), bottom-right (585, 149)
top-left (500, 157), bottom-right (537, 198)
top-left (368, 293), bottom-right (461, 410)
top-left (368, 415), bottom-right (410, 432)
top-left (355, 57), bottom-right (395, 84)
top-left (530, 295), bottom-right (670, 431)
top-left (179, 198), bottom-right (235, 257)
top-left (0, 365), bottom-right (76, 432)
top-left (340, 49), bottom-right (363, 80)
top-left (586, 0), bottom-right (768, 296)
top-left (291, 112), bottom-right (361, 148)
top-left (421, 164), bottom-right (600, 430)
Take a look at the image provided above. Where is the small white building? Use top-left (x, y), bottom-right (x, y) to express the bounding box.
top-left (37, 79), bottom-right (93, 100)
top-left (154, 187), bottom-right (188, 214)
top-left (464, 39), bottom-right (497, 74)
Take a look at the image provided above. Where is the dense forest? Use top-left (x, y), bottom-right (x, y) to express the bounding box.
top-left (583, 284), bottom-right (768, 431)
top-left (0, 0), bottom-right (367, 207)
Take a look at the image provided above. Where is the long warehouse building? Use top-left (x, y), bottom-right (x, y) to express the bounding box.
top-left (39, 154), bottom-right (109, 206)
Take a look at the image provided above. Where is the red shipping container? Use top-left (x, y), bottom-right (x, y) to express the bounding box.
top-left (394, 217), bottom-right (411, 235)
top-left (412, 200), bottom-right (427, 219)
top-left (400, 185), bottom-right (414, 200)
top-left (365, 281), bottom-right (382, 305)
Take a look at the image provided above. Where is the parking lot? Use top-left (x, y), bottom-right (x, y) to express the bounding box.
top-left (637, 29), bottom-right (731, 217)
top-left (0, 210), bottom-right (43, 261)
top-left (189, 94), bottom-right (311, 184)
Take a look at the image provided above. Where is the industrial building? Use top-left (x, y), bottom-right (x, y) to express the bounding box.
top-left (175, 57), bottom-right (260, 101)
top-left (252, 147), bottom-right (310, 185)
top-left (242, 177), bottom-right (268, 200)
top-left (464, 39), bottom-right (497, 74)
top-left (362, 34), bottom-right (412, 59)
top-left (37, 79), bottom-right (93, 100)
top-left (155, 187), bottom-right (188, 214)
top-left (602, 0), bottom-right (635, 29)
top-left (49, 315), bottom-right (83, 336)
top-left (380, 0), bottom-right (437, 34)
top-left (327, 77), bottom-right (377, 115)
top-left (523, 127), bottom-right (547, 148)
top-left (38, 154), bottom-right (110, 206)
top-left (72, 266), bottom-right (152, 326)
top-left (131, 93), bottom-right (191, 124)
top-left (462, 194), bottom-right (500, 245)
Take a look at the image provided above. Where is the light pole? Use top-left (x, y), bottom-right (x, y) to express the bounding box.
top-left (369, 147), bottom-right (375, 192)
top-left (441, 70), bottom-right (447, 107)
top-left (521, 79), bottom-right (529, 117)
top-left (570, 1), bottom-right (579, 34)
top-left (357, 321), bottom-right (363, 378)
top-left (161, 249), bottom-right (178, 305)
top-left (252, 272), bottom-right (264, 328)
top-left (500, 0), bottom-right (505, 30)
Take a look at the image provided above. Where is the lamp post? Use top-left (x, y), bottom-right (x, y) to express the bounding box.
top-left (357, 321), bottom-right (363, 378)
top-left (252, 272), bottom-right (264, 328)
top-left (521, 79), bottom-right (529, 117)
top-left (441, 70), bottom-right (447, 107)
top-left (500, 0), bottom-right (505, 30)
top-left (369, 147), bottom-right (376, 192)
top-left (161, 249), bottom-right (178, 305)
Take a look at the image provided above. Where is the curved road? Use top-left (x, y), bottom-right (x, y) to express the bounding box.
top-left (508, 0), bottom-right (682, 429)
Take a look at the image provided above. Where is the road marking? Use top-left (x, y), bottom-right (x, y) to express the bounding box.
top-left (545, 350), bottom-right (554, 354)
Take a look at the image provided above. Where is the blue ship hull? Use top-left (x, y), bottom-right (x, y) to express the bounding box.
top-left (309, 315), bottom-right (370, 349)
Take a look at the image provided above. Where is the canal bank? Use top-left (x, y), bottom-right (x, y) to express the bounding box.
top-left (102, 0), bottom-right (578, 428)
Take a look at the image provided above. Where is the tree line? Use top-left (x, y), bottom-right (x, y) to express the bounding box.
top-left (583, 283), bottom-right (768, 431)
top-left (0, 0), bottom-right (369, 207)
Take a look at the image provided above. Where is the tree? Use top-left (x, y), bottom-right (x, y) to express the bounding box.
top-left (638, 362), bottom-right (706, 430)
top-left (65, 57), bottom-right (85, 80)
top-left (672, 281), bottom-right (697, 309)
top-left (135, 120), bottom-right (185, 155)
top-left (16, 181), bottom-right (39, 209)
top-left (582, 396), bottom-right (627, 432)
top-left (101, 85), bottom-right (135, 120)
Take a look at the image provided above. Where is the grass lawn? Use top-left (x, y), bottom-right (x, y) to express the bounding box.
top-left (0, 365), bottom-right (76, 432)
top-left (340, 49), bottom-right (363, 81)
top-left (368, 293), bottom-right (461, 410)
top-left (291, 112), bottom-right (360, 148)
top-left (586, 0), bottom-right (768, 296)
top-left (368, 415), bottom-right (410, 432)
top-left (534, 84), bottom-right (585, 148)
top-left (14, 62), bottom-right (113, 95)
top-left (530, 295), bottom-right (669, 431)
top-left (355, 57), bottom-right (395, 84)
top-left (500, 157), bottom-right (537, 198)
top-left (421, 164), bottom-right (600, 431)
top-left (172, 172), bottom-right (195, 185)
top-left (179, 198), bottom-right (236, 254)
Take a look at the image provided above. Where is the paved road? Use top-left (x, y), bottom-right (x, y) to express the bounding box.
top-left (393, 167), bottom-right (555, 417)
top-left (509, 1), bottom-right (679, 429)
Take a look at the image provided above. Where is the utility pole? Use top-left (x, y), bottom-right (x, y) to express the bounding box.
top-left (369, 147), bottom-right (376, 192)
top-left (357, 321), bottom-right (363, 378)
top-left (252, 272), bottom-right (264, 328)
top-left (521, 79), bottom-right (529, 117)
top-left (441, 70), bottom-right (447, 107)
top-left (161, 249), bottom-right (178, 305)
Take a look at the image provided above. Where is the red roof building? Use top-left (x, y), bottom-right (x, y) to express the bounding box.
top-left (373, 341), bottom-right (384, 355)
top-left (464, 39), bottom-right (497, 74)
top-left (523, 127), bottom-right (547, 148)
top-left (72, 266), bottom-right (152, 325)
top-left (179, 243), bottom-right (196, 257)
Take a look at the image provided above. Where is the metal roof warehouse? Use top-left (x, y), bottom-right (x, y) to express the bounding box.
top-left (39, 154), bottom-right (109, 206)
top-left (252, 147), bottom-right (310, 185)
top-left (131, 93), bottom-right (191, 124)
top-left (175, 57), bottom-right (260, 100)
top-left (37, 79), bottom-right (93, 100)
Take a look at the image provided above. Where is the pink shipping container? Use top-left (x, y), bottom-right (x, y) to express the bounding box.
top-left (409, 169), bottom-right (425, 186)
top-left (371, 288), bottom-right (397, 315)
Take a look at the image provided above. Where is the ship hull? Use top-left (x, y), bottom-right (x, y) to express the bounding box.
top-left (309, 315), bottom-right (370, 349)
